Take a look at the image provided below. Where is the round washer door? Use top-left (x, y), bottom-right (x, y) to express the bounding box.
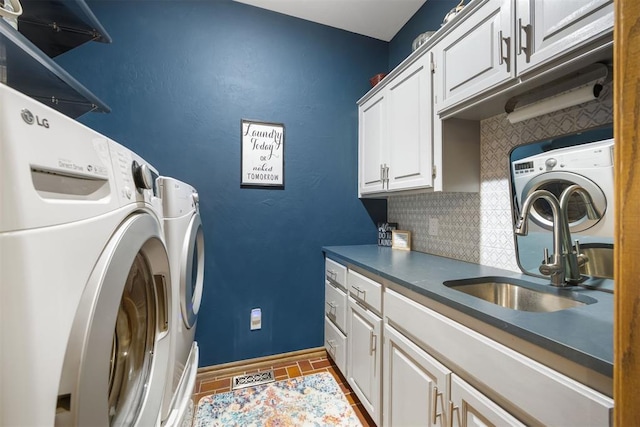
top-left (181, 212), bottom-right (204, 329)
top-left (55, 213), bottom-right (171, 426)
top-left (521, 171), bottom-right (607, 233)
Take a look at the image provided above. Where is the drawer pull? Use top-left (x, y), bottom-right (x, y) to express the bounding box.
top-left (326, 269), bottom-right (337, 281)
top-left (326, 301), bottom-right (337, 318)
top-left (352, 285), bottom-right (366, 299)
top-left (326, 339), bottom-right (337, 355)
top-left (432, 385), bottom-right (443, 425)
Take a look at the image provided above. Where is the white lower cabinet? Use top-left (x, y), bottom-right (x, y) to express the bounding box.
top-left (384, 288), bottom-right (613, 426)
top-left (347, 296), bottom-right (382, 425)
top-left (450, 374), bottom-right (525, 427)
top-left (324, 258), bottom-right (348, 376)
top-left (383, 324), bottom-right (449, 427)
top-left (324, 261), bottom-right (612, 426)
top-left (324, 316), bottom-right (347, 375)
top-left (325, 279), bottom-right (347, 333)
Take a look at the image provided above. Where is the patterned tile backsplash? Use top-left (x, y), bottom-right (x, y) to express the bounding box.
top-left (388, 82), bottom-right (613, 271)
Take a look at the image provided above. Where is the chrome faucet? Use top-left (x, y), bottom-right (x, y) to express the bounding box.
top-left (515, 185), bottom-right (602, 286)
top-left (515, 189), bottom-right (566, 286)
top-left (559, 184), bottom-right (602, 282)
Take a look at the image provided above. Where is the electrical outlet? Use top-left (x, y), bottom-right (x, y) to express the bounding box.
top-left (429, 218), bottom-right (439, 236)
top-left (250, 308), bottom-right (262, 330)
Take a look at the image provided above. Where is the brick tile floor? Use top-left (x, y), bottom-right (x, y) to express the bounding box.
top-left (193, 350), bottom-right (376, 426)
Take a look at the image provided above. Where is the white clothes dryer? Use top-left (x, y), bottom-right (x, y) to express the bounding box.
top-left (158, 177), bottom-right (205, 427)
top-left (512, 138), bottom-right (614, 239)
top-left (0, 84), bottom-right (171, 426)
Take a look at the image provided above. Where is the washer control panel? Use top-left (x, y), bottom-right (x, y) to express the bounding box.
top-left (108, 140), bottom-right (160, 203)
top-left (512, 139), bottom-right (614, 177)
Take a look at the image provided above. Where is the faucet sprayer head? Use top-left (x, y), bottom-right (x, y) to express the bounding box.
top-left (515, 189), bottom-right (559, 236)
top-left (514, 217), bottom-right (528, 235)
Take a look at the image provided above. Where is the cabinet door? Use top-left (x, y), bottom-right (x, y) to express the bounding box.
top-left (386, 54), bottom-right (434, 192)
top-left (515, 0), bottom-right (613, 76)
top-left (358, 91), bottom-right (386, 196)
top-left (450, 374), bottom-right (526, 427)
top-left (433, 0), bottom-right (513, 113)
top-left (347, 297), bottom-right (382, 425)
top-left (383, 324), bottom-right (450, 427)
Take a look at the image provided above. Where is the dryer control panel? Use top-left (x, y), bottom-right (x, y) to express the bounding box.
top-left (108, 140), bottom-right (161, 206)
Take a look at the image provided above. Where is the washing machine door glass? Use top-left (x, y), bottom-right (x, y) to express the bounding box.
top-left (55, 213), bottom-right (170, 427)
top-left (521, 172), bottom-right (607, 233)
top-left (108, 253), bottom-right (157, 425)
top-left (182, 213), bottom-right (204, 329)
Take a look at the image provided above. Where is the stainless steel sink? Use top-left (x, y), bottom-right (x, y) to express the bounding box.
top-left (444, 277), bottom-right (597, 312)
top-left (579, 244), bottom-right (613, 279)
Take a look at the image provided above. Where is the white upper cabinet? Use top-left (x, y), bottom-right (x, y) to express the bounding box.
top-left (359, 92), bottom-right (386, 195)
top-left (433, 0), bottom-right (514, 112)
top-left (515, 0), bottom-right (614, 75)
top-left (432, 0), bottom-right (613, 115)
top-left (358, 54), bottom-right (434, 197)
top-left (386, 55), bottom-right (433, 192)
top-left (357, 0), bottom-right (612, 196)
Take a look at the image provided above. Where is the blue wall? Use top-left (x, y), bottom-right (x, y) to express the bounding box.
top-left (389, 0), bottom-right (460, 69)
top-left (57, 0), bottom-right (387, 366)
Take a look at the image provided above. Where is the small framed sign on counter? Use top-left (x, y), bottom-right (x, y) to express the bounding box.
top-left (377, 222), bottom-right (398, 247)
top-left (241, 119), bottom-right (285, 189)
top-left (391, 230), bottom-right (412, 251)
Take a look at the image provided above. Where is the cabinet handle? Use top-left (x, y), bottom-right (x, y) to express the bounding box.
top-left (326, 301), bottom-right (337, 311)
top-left (432, 385), bottom-right (443, 425)
top-left (326, 339), bottom-right (336, 354)
top-left (380, 163), bottom-right (389, 188)
top-left (352, 285), bottom-right (366, 300)
top-left (369, 331), bottom-right (377, 355)
top-left (498, 30), bottom-right (510, 70)
top-left (326, 269), bottom-right (337, 281)
top-left (448, 401), bottom-right (459, 427)
top-left (518, 18), bottom-right (532, 61)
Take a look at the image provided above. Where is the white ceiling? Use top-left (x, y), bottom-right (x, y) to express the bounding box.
top-left (233, 0), bottom-right (427, 42)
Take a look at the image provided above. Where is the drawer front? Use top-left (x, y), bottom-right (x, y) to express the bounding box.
top-left (325, 258), bottom-right (347, 289)
top-left (385, 289), bottom-right (613, 426)
top-left (348, 269), bottom-right (382, 313)
top-left (325, 281), bottom-right (347, 333)
top-left (324, 316), bottom-right (347, 375)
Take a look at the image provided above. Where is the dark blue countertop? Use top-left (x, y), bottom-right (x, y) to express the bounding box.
top-left (322, 245), bottom-right (613, 377)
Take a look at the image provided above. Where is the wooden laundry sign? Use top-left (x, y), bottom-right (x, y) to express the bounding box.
top-left (241, 119), bottom-right (285, 189)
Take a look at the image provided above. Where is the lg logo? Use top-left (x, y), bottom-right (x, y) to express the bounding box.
top-left (21, 109), bottom-right (49, 129)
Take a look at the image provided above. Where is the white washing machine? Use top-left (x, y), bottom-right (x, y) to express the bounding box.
top-left (0, 84), bottom-right (171, 426)
top-left (512, 138), bottom-right (614, 238)
top-left (158, 177), bottom-right (205, 427)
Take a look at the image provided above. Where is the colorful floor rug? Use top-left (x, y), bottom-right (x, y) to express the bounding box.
top-left (194, 372), bottom-right (362, 427)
